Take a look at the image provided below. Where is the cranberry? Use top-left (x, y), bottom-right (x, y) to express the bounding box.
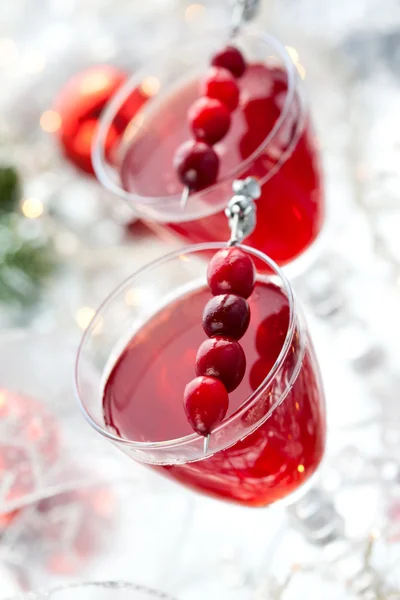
top-left (207, 246), bottom-right (255, 299)
top-left (271, 67), bottom-right (289, 97)
top-left (211, 45), bottom-right (246, 78)
top-left (239, 97), bottom-right (280, 160)
top-left (188, 97), bottom-right (231, 146)
top-left (203, 294), bottom-right (250, 340)
top-left (174, 140), bottom-right (219, 190)
top-left (249, 357), bottom-right (274, 391)
top-left (183, 376), bottom-right (229, 436)
top-left (196, 336), bottom-right (246, 393)
top-left (202, 67), bottom-right (240, 112)
top-left (255, 304), bottom-right (290, 361)
top-left (243, 96), bottom-right (280, 132)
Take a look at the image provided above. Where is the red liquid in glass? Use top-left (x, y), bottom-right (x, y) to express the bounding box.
top-left (103, 281), bottom-right (326, 507)
top-left (121, 64), bottom-right (324, 266)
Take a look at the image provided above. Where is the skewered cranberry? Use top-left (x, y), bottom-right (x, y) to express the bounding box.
top-left (196, 336), bottom-right (246, 392)
top-left (183, 376), bottom-right (229, 436)
top-left (202, 67), bottom-right (240, 112)
top-left (188, 97), bottom-right (231, 145)
top-left (207, 246), bottom-right (255, 299)
top-left (211, 46), bottom-right (246, 78)
top-left (173, 140), bottom-right (219, 190)
top-left (203, 294), bottom-right (250, 340)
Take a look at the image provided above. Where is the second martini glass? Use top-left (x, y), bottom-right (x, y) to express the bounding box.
top-left (93, 26), bottom-right (324, 267)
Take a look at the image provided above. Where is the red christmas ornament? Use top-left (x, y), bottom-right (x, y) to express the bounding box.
top-left (54, 66), bottom-right (148, 175)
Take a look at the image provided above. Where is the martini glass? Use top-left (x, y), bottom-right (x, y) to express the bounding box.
top-left (75, 242), bottom-right (326, 507)
top-left (92, 27), bottom-right (324, 268)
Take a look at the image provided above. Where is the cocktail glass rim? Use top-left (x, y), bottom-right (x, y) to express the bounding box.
top-left (91, 26), bottom-right (298, 215)
top-left (6, 581), bottom-right (176, 600)
top-left (75, 241), bottom-right (300, 459)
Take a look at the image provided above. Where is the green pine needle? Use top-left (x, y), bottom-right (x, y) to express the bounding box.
top-left (0, 166), bottom-right (21, 215)
top-left (0, 214), bottom-right (56, 307)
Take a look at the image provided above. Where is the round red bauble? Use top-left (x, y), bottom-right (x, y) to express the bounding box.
top-left (53, 66), bottom-right (148, 175)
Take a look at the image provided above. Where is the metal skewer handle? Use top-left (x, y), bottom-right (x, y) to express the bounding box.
top-left (226, 177), bottom-right (261, 245)
top-left (231, 0), bottom-right (261, 37)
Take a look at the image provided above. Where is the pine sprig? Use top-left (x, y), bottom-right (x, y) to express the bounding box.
top-left (0, 166), bottom-right (56, 308)
top-left (0, 166), bottom-right (21, 214)
top-left (0, 214), bottom-right (56, 307)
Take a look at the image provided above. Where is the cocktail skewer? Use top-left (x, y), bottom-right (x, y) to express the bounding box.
top-left (204, 433), bottom-right (211, 455)
top-left (180, 186), bottom-right (190, 210)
